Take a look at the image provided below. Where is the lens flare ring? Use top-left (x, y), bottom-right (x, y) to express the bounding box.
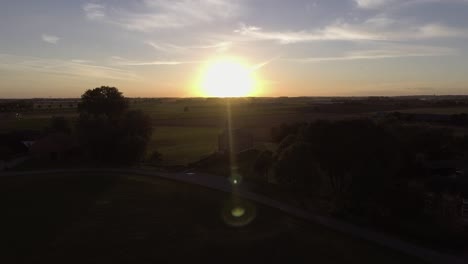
top-left (221, 198), bottom-right (256, 227)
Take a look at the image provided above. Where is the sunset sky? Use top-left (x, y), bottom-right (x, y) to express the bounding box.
top-left (1, 0), bottom-right (468, 98)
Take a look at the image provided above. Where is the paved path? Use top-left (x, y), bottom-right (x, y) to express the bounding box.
top-left (1, 168), bottom-right (465, 264)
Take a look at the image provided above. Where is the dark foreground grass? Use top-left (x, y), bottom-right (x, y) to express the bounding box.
top-left (0, 173), bottom-right (425, 264)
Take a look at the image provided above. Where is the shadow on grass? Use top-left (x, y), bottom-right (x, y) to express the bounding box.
top-left (0, 173), bottom-right (117, 262)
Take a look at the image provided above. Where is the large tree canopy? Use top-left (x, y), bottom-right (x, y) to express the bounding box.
top-left (275, 142), bottom-right (322, 194)
top-left (76, 86), bottom-right (152, 164)
top-left (78, 86), bottom-right (129, 119)
top-left (271, 119), bottom-right (458, 217)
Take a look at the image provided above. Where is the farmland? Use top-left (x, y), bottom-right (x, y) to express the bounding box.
top-left (2, 97), bottom-right (468, 165)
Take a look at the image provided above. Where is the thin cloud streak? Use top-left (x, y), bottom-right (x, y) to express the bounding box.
top-left (146, 41), bottom-right (231, 53)
top-left (110, 56), bottom-right (200, 66)
top-left (83, 0), bottom-right (244, 31)
top-left (41, 34), bottom-right (60, 44)
top-left (234, 24), bottom-right (387, 43)
top-left (0, 54), bottom-right (138, 80)
top-left (355, 0), bottom-right (468, 9)
top-left (251, 56), bottom-right (280, 71)
top-left (287, 45), bottom-right (456, 63)
top-left (234, 22), bottom-right (468, 44)
top-left (83, 3), bottom-right (105, 20)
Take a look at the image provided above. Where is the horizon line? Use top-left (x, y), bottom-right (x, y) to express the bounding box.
top-left (2, 94), bottom-right (468, 100)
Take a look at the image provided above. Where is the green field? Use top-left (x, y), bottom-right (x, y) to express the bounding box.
top-left (0, 172), bottom-right (425, 264)
top-left (0, 116), bottom-right (51, 132)
top-left (0, 101), bottom-right (299, 165)
top-left (3, 100), bottom-right (468, 165)
top-left (398, 107), bottom-right (468, 115)
top-left (150, 126), bottom-right (221, 165)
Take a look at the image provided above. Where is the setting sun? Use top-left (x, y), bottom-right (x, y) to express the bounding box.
top-left (200, 59), bottom-right (255, 97)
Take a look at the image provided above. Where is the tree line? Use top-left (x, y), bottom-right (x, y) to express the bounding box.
top-left (265, 119), bottom-right (468, 220)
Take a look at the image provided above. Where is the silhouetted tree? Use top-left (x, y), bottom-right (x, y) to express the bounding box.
top-left (394, 125), bottom-right (455, 162)
top-left (253, 150), bottom-right (273, 181)
top-left (149, 150), bottom-right (163, 165)
top-left (120, 110), bottom-right (153, 140)
top-left (272, 119), bottom-right (405, 214)
top-left (78, 86), bottom-right (128, 120)
top-left (116, 110), bottom-right (153, 162)
top-left (271, 122), bottom-right (304, 142)
top-left (275, 134), bottom-right (296, 157)
top-left (271, 118), bottom-right (465, 220)
top-left (299, 120), bottom-right (400, 211)
top-left (275, 142), bottom-right (322, 195)
top-left (76, 87), bottom-right (152, 164)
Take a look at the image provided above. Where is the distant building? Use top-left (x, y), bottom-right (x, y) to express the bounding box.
top-left (218, 128), bottom-right (253, 154)
top-left (423, 160), bottom-right (468, 225)
top-left (0, 130), bottom-right (40, 170)
top-left (22, 141), bottom-right (35, 148)
top-left (29, 132), bottom-right (77, 161)
top-left (33, 100), bottom-right (80, 110)
top-left (0, 137), bottom-right (28, 161)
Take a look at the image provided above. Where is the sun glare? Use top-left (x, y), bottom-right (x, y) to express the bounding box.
top-left (200, 59), bottom-right (255, 97)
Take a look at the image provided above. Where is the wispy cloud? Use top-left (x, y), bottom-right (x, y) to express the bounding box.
top-left (234, 24), bottom-right (388, 43)
top-left (111, 55), bottom-right (276, 71)
top-left (287, 44), bottom-right (455, 63)
top-left (83, 0), bottom-right (244, 31)
top-left (83, 3), bottom-right (106, 20)
top-left (146, 41), bottom-right (231, 53)
top-left (110, 56), bottom-right (199, 66)
top-left (354, 0), bottom-right (399, 9)
top-left (71, 59), bottom-right (94, 64)
top-left (235, 20), bottom-right (468, 44)
top-left (417, 24), bottom-right (468, 38)
top-left (41, 34), bottom-right (60, 44)
top-left (251, 56), bottom-right (280, 71)
top-left (0, 54), bottom-right (137, 80)
top-left (354, 0), bottom-right (468, 9)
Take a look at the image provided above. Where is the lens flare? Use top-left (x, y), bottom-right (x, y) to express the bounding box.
top-left (229, 173), bottom-right (242, 186)
top-left (222, 198), bottom-right (256, 227)
top-left (231, 207), bottom-right (246, 217)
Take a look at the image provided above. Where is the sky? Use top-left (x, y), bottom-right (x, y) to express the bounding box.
top-left (1, 0), bottom-right (468, 98)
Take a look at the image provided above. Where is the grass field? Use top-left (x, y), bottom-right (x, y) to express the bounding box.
top-left (150, 126), bottom-right (221, 165)
top-left (0, 172), bottom-right (425, 264)
top-left (3, 100), bottom-right (468, 165)
top-left (398, 107), bottom-right (468, 115)
top-left (0, 117), bottom-right (51, 132)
